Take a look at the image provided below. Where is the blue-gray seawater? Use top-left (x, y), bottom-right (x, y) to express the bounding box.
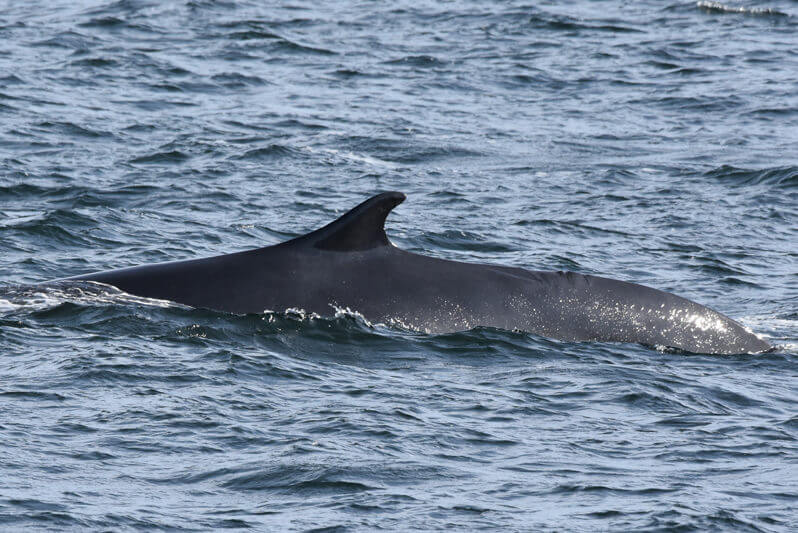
top-left (1, 0), bottom-right (797, 530)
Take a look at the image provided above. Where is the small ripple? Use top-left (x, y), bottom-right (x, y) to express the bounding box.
top-left (614, 391), bottom-right (692, 412)
top-left (552, 484), bottom-right (676, 495)
top-left (129, 150), bottom-right (190, 164)
top-left (385, 55), bottom-right (443, 67)
top-left (78, 16), bottom-right (126, 28)
top-left (210, 72), bottom-right (267, 88)
top-left (235, 144), bottom-right (303, 161)
top-left (0, 210), bottom-right (97, 246)
top-left (704, 165), bottom-right (798, 188)
top-left (528, 13), bottom-right (645, 33)
top-left (0, 74), bottom-right (25, 85)
top-left (513, 218), bottom-right (632, 238)
top-left (0, 390), bottom-right (66, 402)
top-left (30, 31), bottom-right (98, 50)
top-left (331, 68), bottom-right (376, 79)
top-left (69, 57), bottom-right (118, 68)
top-left (224, 471), bottom-right (376, 494)
top-left (119, 99), bottom-right (197, 111)
top-left (419, 229), bottom-right (518, 253)
top-left (34, 120), bottom-right (113, 139)
top-left (225, 29), bottom-right (281, 40)
top-left (226, 36), bottom-right (335, 56)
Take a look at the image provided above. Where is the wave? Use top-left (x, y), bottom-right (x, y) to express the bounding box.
top-left (696, 1), bottom-right (788, 17)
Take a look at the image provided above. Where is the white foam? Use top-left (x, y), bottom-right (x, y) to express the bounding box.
top-left (303, 145), bottom-right (398, 168)
top-left (0, 282), bottom-right (180, 315)
top-left (696, 1), bottom-right (785, 16)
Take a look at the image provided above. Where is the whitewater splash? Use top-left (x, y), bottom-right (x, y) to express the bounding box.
top-left (261, 304), bottom-right (428, 334)
top-left (696, 1), bottom-right (787, 17)
top-left (0, 282), bottom-right (180, 315)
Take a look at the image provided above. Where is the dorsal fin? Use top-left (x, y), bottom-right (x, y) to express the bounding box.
top-left (297, 192), bottom-right (405, 251)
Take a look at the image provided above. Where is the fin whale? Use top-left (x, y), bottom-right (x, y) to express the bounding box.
top-left (64, 192), bottom-right (771, 355)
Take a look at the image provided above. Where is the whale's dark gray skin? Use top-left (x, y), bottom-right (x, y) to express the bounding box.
top-left (65, 192), bottom-right (771, 355)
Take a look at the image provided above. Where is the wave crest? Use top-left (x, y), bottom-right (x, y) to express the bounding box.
top-left (696, 1), bottom-right (787, 17)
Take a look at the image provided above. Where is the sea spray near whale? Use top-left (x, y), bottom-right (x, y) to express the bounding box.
top-left (63, 192), bottom-right (771, 355)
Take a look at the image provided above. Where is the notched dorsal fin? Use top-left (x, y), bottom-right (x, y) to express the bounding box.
top-left (302, 191), bottom-right (405, 251)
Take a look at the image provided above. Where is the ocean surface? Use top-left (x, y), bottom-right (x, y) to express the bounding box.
top-left (1, 0), bottom-right (797, 530)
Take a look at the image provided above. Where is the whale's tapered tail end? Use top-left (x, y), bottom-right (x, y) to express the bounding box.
top-left (663, 308), bottom-right (772, 355)
top-left (708, 327), bottom-right (772, 355)
top-left (738, 331), bottom-right (773, 355)
top-left (565, 273), bottom-right (773, 355)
